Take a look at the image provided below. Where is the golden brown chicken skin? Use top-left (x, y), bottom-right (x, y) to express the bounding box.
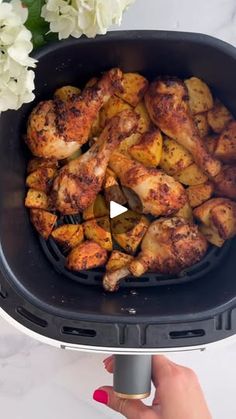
top-left (129, 217), bottom-right (208, 277)
top-left (145, 77), bottom-right (221, 178)
top-left (109, 152), bottom-right (187, 217)
top-left (26, 68), bottom-right (123, 160)
top-left (52, 110), bottom-right (139, 214)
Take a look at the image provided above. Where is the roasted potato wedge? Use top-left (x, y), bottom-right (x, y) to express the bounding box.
top-left (83, 216), bottom-right (112, 251)
top-left (26, 167), bottom-right (56, 192)
top-left (134, 101), bottom-right (151, 133)
top-left (210, 202), bottom-right (236, 240)
top-left (186, 182), bottom-right (214, 208)
top-left (67, 240), bottom-right (107, 271)
top-left (111, 211), bottom-right (150, 254)
top-left (207, 99), bottom-right (233, 133)
top-left (30, 209), bottom-right (57, 239)
top-left (83, 194), bottom-right (109, 220)
top-left (199, 225), bottom-right (225, 247)
top-left (174, 163), bottom-right (208, 186)
top-left (54, 85), bottom-right (81, 101)
top-left (213, 165), bottom-right (236, 200)
top-left (193, 198), bottom-right (236, 241)
top-left (129, 129), bottom-right (163, 167)
top-left (185, 77), bottom-right (213, 114)
top-left (115, 132), bottom-right (141, 156)
top-left (104, 175), bottom-right (127, 205)
top-left (51, 224), bottom-right (84, 250)
top-left (103, 251), bottom-right (134, 292)
top-left (160, 137), bottom-right (193, 175)
top-left (116, 73), bottom-right (149, 107)
top-left (27, 157), bottom-right (58, 174)
top-left (175, 202), bottom-right (193, 222)
top-left (25, 189), bottom-right (49, 210)
top-left (194, 113), bottom-right (210, 137)
top-left (214, 121), bottom-right (236, 162)
top-left (100, 96), bottom-right (132, 128)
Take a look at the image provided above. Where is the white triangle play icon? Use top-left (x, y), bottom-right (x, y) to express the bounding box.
top-left (110, 201), bottom-right (128, 219)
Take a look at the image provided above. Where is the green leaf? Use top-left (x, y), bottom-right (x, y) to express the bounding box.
top-left (22, 0), bottom-right (58, 49)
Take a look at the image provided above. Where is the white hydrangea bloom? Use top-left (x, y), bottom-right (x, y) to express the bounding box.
top-left (0, 0), bottom-right (37, 112)
top-left (41, 0), bottom-right (135, 40)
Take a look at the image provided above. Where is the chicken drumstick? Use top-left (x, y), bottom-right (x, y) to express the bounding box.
top-left (52, 110), bottom-right (139, 214)
top-left (26, 68), bottom-right (123, 159)
top-left (145, 77), bottom-right (221, 178)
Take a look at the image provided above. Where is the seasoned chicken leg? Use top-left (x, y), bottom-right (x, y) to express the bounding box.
top-left (52, 110), bottom-right (139, 214)
top-left (109, 152), bottom-right (187, 217)
top-left (145, 77), bottom-right (221, 178)
top-left (129, 217), bottom-right (208, 277)
top-left (26, 68), bottom-right (123, 160)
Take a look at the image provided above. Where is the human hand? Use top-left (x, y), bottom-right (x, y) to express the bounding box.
top-left (93, 355), bottom-right (212, 419)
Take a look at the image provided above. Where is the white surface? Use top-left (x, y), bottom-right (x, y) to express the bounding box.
top-left (110, 201), bottom-right (128, 219)
top-left (1, 0), bottom-right (236, 418)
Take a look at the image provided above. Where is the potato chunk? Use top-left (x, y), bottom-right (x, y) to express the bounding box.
top-left (116, 73), bottom-right (149, 107)
top-left (213, 165), bottom-right (236, 200)
top-left (175, 163), bottom-right (208, 186)
top-left (204, 134), bottom-right (218, 154)
top-left (194, 113), bottom-right (209, 137)
top-left (199, 225), bottom-right (225, 247)
top-left (83, 216), bottom-right (112, 251)
top-left (185, 77), bottom-right (213, 114)
top-left (100, 96), bottom-right (132, 128)
top-left (83, 194), bottom-right (109, 220)
top-left (67, 240), bottom-right (107, 271)
top-left (129, 129), bottom-right (163, 167)
top-left (30, 209), bottom-right (57, 239)
top-left (115, 132), bottom-right (141, 156)
top-left (214, 121), bottom-right (236, 162)
top-left (51, 224), bottom-right (84, 250)
top-left (186, 182), bottom-right (214, 208)
top-left (54, 85), bottom-right (81, 101)
top-left (26, 167), bottom-right (56, 192)
top-left (103, 251), bottom-right (134, 292)
top-left (175, 202), bottom-right (193, 222)
top-left (134, 101), bottom-right (151, 133)
top-left (160, 137), bottom-right (193, 176)
top-left (104, 175), bottom-right (127, 205)
top-left (25, 189), bottom-right (49, 210)
top-left (27, 157), bottom-right (58, 174)
top-left (193, 198), bottom-right (236, 241)
top-left (111, 211), bottom-right (150, 254)
top-left (207, 99), bottom-right (233, 133)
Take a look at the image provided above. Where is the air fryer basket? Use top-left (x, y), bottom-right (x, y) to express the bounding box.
top-left (0, 31), bottom-right (236, 350)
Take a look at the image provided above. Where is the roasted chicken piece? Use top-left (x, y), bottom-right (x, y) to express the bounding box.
top-left (103, 251), bottom-right (134, 292)
top-left (145, 77), bottom-right (221, 178)
top-left (52, 110), bottom-right (139, 214)
top-left (109, 152), bottom-right (187, 217)
top-left (129, 217), bottom-right (208, 277)
top-left (26, 68), bottom-right (123, 160)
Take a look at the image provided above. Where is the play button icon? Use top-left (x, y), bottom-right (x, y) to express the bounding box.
top-left (110, 201), bottom-right (128, 219)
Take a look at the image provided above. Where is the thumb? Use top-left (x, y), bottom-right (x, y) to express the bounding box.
top-left (93, 386), bottom-right (156, 419)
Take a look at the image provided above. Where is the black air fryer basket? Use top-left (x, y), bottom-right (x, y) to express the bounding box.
top-left (1, 31), bottom-right (236, 356)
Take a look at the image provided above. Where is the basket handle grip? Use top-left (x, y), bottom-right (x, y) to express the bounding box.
top-left (113, 354), bottom-right (152, 399)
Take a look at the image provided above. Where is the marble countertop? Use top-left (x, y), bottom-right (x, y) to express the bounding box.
top-left (1, 0), bottom-right (236, 418)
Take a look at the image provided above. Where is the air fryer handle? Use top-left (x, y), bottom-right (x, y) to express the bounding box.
top-left (113, 355), bottom-right (152, 399)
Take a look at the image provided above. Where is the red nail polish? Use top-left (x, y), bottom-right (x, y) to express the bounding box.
top-left (93, 389), bottom-right (109, 405)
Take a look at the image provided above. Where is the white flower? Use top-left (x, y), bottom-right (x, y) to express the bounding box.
top-left (41, 0), bottom-right (135, 40)
top-left (0, 0), bottom-right (37, 112)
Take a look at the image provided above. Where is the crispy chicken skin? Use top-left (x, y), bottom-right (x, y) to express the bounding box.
top-left (26, 68), bottom-right (123, 160)
top-left (129, 217), bottom-right (208, 277)
top-left (109, 152), bottom-right (187, 217)
top-left (145, 77), bottom-right (221, 178)
top-left (52, 110), bottom-right (139, 214)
